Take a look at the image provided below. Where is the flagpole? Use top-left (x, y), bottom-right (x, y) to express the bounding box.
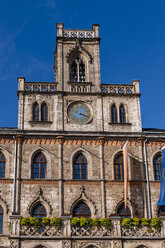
top-left (123, 141), bottom-right (128, 209)
top-left (144, 139), bottom-right (152, 219)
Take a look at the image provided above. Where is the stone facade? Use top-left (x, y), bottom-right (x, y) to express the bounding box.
top-left (0, 23), bottom-right (164, 247)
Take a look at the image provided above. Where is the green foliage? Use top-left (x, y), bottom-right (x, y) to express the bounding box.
top-left (151, 218), bottom-right (161, 229)
top-left (71, 217), bottom-right (111, 229)
top-left (42, 217), bottom-right (50, 224)
top-left (122, 218), bottom-right (132, 228)
top-left (50, 218), bottom-right (62, 227)
top-left (132, 218), bottom-right (140, 226)
top-left (21, 217), bottom-right (62, 228)
top-left (141, 218), bottom-right (150, 226)
top-left (100, 218), bottom-right (111, 229)
top-left (122, 217), bottom-right (161, 231)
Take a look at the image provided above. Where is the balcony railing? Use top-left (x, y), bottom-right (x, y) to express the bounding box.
top-left (24, 82), bottom-right (58, 92)
top-left (68, 82), bottom-right (92, 93)
top-left (9, 216), bottom-right (165, 239)
top-left (101, 84), bottom-right (135, 94)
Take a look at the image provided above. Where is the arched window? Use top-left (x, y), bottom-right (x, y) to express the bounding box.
top-left (114, 154), bottom-right (124, 180)
top-left (158, 205), bottom-right (165, 216)
top-left (71, 56), bottom-right (85, 82)
top-left (41, 102), bottom-right (48, 122)
top-left (73, 153), bottom-right (87, 180)
top-left (32, 203), bottom-right (46, 218)
top-left (33, 102), bottom-right (39, 121)
top-left (153, 153), bottom-right (161, 181)
top-left (0, 152), bottom-right (5, 178)
top-left (73, 202), bottom-right (91, 218)
top-left (117, 203), bottom-right (131, 218)
top-left (111, 104), bottom-right (118, 123)
top-left (32, 152), bottom-right (46, 179)
top-left (119, 104), bottom-right (126, 123)
top-left (0, 206), bottom-right (3, 233)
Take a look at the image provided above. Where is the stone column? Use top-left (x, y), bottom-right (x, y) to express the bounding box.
top-left (57, 136), bottom-right (64, 217)
top-left (160, 216), bottom-right (165, 237)
top-left (9, 215), bottom-right (21, 237)
top-left (97, 137), bottom-right (106, 218)
top-left (15, 135), bottom-right (23, 214)
top-left (62, 217), bottom-right (71, 237)
top-left (17, 77), bottom-right (25, 130)
top-left (111, 216), bottom-right (121, 237)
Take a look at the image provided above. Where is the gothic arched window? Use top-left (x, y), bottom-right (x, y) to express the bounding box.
top-left (41, 102), bottom-right (48, 122)
top-left (0, 152), bottom-right (5, 178)
top-left (71, 56), bottom-right (85, 82)
top-left (32, 152), bottom-right (46, 179)
top-left (33, 102), bottom-right (39, 121)
top-left (73, 202), bottom-right (91, 218)
top-left (158, 205), bottom-right (165, 216)
top-left (153, 153), bottom-right (161, 181)
top-left (73, 153), bottom-right (87, 180)
top-left (117, 203), bottom-right (131, 218)
top-left (111, 104), bottom-right (118, 123)
top-left (0, 206), bottom-right (3, 233)
top-left (32, 203), bottom-right (46, 218)
top-left (114, 154), bottom-right (124, 180)
top-left (119, 104), bottom-right (126, 123)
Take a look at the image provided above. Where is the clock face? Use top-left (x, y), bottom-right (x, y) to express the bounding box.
top-left (68, 102), bottom-right (92, 124)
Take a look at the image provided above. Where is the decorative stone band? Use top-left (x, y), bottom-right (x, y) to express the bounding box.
top-left (24, 82), bottom-right (58, 92)
top-left (63, 30), bottom-right (94, 39)
top-left (0, 138), bottom-right (163, 147)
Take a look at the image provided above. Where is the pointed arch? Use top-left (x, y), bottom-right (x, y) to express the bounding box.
top-left (28, 188), bottom-right (53, 215)
top-left (111, 104), bottom-right (118, 123)
top-left (114, 153), bottom-right (124, 180)
top-left (116, 202), bottom-right (131, 218)
top-left (33, 102), bottom-right (39, 121)
top-left (0, 205), bottom-right (3, 234)
top-left (31, 152), bottom-right (46, 179)
top-left (41, 102), bottom-right (48, 121)
top-left (70, 186), bottom-right (97, 218)
top-left (0, 151), bottom-right (5, 178)
top-left (119, 104), bottom-right (126, 123)
top-left (73, 153), bottom-right (87, 180)
top-left (72, 201), bottom-right (91, 218)
top-left (31, 203), bottom-right (46, 218)
top-left (153, 152), bottom-right (161, 181)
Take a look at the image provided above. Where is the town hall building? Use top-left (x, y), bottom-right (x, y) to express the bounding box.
top-left (0, 23), bottom-right (165, 248)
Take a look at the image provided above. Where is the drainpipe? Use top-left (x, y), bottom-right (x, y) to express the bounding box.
top-left (144, 139), bottom-right (152, 218)
top-left (12, 136), bottom-right (17, 214)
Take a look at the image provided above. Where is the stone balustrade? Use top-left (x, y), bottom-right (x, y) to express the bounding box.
top-left (63, 30), bottom-right (95, 39)
top-left (68, 82), bottom-right (92, 93)
top-left (24, 82), bottom-right (58, 92)
top-left (9, 216), bottom-right (165, 239)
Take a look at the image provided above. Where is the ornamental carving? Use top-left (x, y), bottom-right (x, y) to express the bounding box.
top-left (72, 241), bottom-right (111, 248)
top-left (62, 241), bottom-right (72, 248)
top-left (28, 188), bottom-right (53, 215)
top-left (66, 41), bottom-right (93, 64)
top-left (10, 240), bottom-right (18, 248)
top-left (70, 185), bottom-right (97, 216)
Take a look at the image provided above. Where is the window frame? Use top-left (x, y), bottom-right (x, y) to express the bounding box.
top-left (73, 153), bottom-right (87, 180)
top-left (0, 152), bottom-right (5, 178)
top-left (31, 152), bottom-right (47, 179)
top-left (153, 153), bottom-right (161, 181)
top-left (114, 153), bottom-right (124, 181)
top-left (111, 104), bottom-right (118, 123)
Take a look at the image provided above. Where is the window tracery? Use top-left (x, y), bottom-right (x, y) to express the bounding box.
top-left (73, 201), bottom-right (91, 218)
top-left (119, 104), bottom-right (126, 123)
top-left (32, 203), bottom-right (46, 218)
top-left (70, 56), bottom-right (85, 82)
top-left (33, 102), bottom-right (39, 121)
top-left (153, 153), bottom-right (161, 181)
top-left (117, 203), bottom-right (131, 218)
top-left (111, 104), bottom-right (118, 123)
top-left (114, 153), bottom-right (124, 180)
top-left (0, 205), bottom-right (3, 233)
top-left (0, 152), bottom-right (5, 178)
top-left (73, 153), bottom-right (87, 180)
top-left (32, 152), bottom-right (46, 179)
top-left (41, 102), bottom-right (48, 122)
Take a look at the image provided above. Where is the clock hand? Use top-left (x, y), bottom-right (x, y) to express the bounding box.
top-left (76, 110), bottom-right (89, 118)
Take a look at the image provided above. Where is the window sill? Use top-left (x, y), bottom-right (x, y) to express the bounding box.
top-left (108, 122), bottom-right (132, 125)
top-left (29, 121), bottom-right (52, 124)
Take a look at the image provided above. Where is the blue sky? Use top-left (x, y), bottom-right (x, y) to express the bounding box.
top-left (0, 0), bottom-right (165, 129)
